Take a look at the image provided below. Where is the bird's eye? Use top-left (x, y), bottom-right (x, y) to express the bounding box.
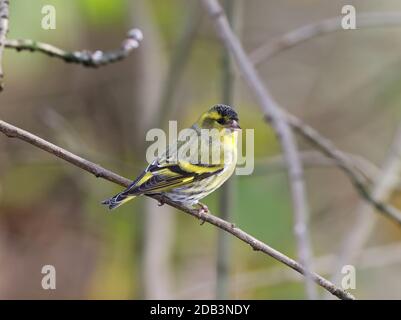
top-left (216, 118), bottom-right (225, 125)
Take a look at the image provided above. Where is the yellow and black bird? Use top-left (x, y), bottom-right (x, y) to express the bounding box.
top-left (102, 104), bottom-right (240, 211)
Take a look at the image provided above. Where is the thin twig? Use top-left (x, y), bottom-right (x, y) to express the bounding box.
top-left (0, 119), bottom-right (354, 300)
top-left (0, 0), bottom-right (9, 90)
top-left (326, 124), bottom-right (401, 298)
top-left (4, 28), bottom-right (143, 68)
top-left (250, 12), bottom-right (401, 66)
top-left (201, 0), bottom-right (317, 298)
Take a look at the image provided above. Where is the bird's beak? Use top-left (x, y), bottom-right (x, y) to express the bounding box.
top-left (229, 119), bottom-right (241, 130)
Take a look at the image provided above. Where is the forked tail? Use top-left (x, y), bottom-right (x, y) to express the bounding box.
top-left (101, 191), bottom-right (136, 210)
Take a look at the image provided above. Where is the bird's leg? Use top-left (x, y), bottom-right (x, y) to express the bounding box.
top-left (195, 203), bottom-right (209, 225)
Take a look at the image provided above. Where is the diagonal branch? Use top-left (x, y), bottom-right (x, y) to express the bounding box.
top-left (4, 28), bottom-right (143, 68)
top-left (201, 0), bottom-right (317, 298)
top-left (286, 114), bottom-right (401, 225)
top-left (0, 119), bottom-right (354, 300)
top-left (0, 0), bottom-right (9, 90)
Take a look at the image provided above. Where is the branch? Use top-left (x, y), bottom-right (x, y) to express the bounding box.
top-left (0, 119), bottom-right (354, 300)
top-left (4, 28), bottom-right (143, 68)
top-left (0, 0), bottom-right (9, 90)
top-left (201, 0), bottom-right (317, 299)
top-left (286, 114), bottom-right (401, 226)
top-left (250, 12), bottom-right (401, 66)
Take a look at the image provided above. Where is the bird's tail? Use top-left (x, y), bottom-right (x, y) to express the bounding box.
top-left (101, 191), bottom-right (136, 210)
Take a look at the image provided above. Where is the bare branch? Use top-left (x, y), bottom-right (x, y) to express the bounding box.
top-left (250, 12), bottom-right (401, 66)
top-left (0, 0), bottom-right (9, 90)
top-left (0, 119), bottom-right (354, 300)
top-left (286, 114), bottom-right (401, 225)
top-left (4, 28), bottom-right (143, 68)
top-left (201, 0), bottom-right (317, 299)
top-left (0, 121), bottom-right (131, 186)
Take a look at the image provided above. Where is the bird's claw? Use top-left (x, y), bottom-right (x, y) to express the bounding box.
top-left (197, 203), bottom-right (209, 225)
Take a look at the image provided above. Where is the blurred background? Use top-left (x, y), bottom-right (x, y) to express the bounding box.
top-left (1, 0), bottom-right (401, 299)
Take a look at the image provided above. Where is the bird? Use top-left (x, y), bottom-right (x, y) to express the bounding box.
top-left (102, 104), bottom-right (241, 213)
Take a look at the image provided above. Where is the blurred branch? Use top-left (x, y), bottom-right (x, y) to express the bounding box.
top-left (4, 28), bottom-right (143, 68)
top-left (326, 124), bottom-right (401, 298)
top-left (287, 114), bottom-right (401, 226)
top-left (0, 0), bottom-right (9, 90)
top-left (201, 0), bottom-right (317, 298)
top-left (250, 12), bottom-right (401, 66)
top-left (0, 119), bottom-right (354, 300)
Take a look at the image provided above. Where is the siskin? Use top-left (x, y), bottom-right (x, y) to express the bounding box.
top-left (102, 104), bottom-right (241, 212)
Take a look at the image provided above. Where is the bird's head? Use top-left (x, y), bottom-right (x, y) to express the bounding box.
top-left (197, 104), bottom-right (241, 132)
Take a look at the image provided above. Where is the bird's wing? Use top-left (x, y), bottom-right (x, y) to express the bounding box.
top-left (124, 161), bottom-right (223, 196)
top-left (121, 126), bottom-right (226, 196)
